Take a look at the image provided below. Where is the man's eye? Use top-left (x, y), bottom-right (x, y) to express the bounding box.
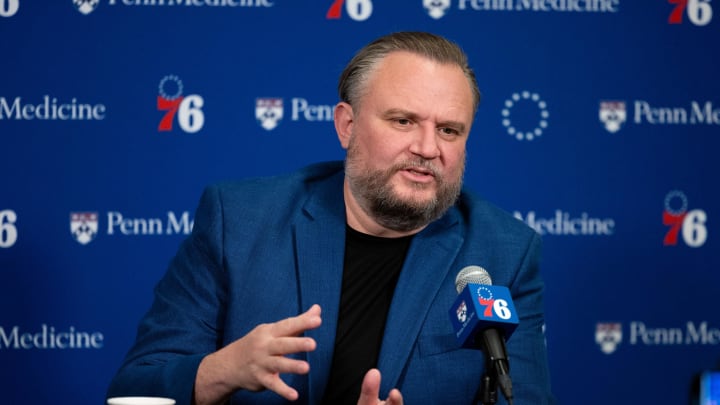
top-left (396, 118), bottom-right (411, 125)
top-left (440, 127), bottom-right (459, 135)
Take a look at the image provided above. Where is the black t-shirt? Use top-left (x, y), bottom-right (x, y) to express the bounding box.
top-left (320, 225), bottom-right (413, 404)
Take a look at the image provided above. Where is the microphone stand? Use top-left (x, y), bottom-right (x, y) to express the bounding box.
top-left (474, 330), bottom-right (513, 405)
top-left (474, 368), bottom-right (498, 405)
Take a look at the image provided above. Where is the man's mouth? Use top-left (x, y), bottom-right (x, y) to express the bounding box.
top-left (400, 165), bottom-right (438, 183)
top-left (406, 166), bottom-right (434, 177)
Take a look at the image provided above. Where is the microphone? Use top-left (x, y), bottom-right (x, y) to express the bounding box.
top-left (449, 265), bottom-right (517, 405)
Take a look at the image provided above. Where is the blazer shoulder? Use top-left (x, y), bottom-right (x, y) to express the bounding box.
top-left (207, 161), bottom-right (344, 205)
top-left (194, 161), bottom-right (345, 228)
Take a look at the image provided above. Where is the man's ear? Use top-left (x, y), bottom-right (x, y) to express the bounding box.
top-left (334, 101), bottom-right (354, 149)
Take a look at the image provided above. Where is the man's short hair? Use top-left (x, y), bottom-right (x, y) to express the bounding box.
top-left (338, 31), bottom-right (481, 115)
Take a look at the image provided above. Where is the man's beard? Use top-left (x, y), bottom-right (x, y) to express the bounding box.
top-left (345, 143), bottom-right (464, 233)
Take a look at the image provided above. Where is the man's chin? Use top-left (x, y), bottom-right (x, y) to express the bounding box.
top-left (390, 188), bottom-right (437, 208)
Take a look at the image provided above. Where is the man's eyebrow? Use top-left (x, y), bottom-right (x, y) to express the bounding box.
top-left (381, 108), bottom-right (419, 120)
top-left (382, 108), bottom-right (468, 133)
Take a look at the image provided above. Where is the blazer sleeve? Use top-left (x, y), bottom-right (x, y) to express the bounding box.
top-left (107, 185), bottom-right (229, 405)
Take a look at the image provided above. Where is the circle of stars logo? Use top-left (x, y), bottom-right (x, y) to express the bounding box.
top-left (476, 286), bottom-right (494, 301)
top-left (502, 91), bottom-right (549, 141)
top-left (158, 75), bottom-right (183, 100)
top-left (664, 190), bottom-right (688, 216)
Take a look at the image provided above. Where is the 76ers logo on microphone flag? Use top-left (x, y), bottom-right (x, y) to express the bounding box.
top-left (449, 284), bottom-right (519, 348)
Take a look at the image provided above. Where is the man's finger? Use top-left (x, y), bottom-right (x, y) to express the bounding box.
top-left (265, 355), bottom-right (311, 376)
top-left (358, 368), bottom-right (382, 405)
top-left (268, 336), bottom-right (317, 356)
top-left (271, 304), bottom-right (322, 337)
top-left (386, 388), bottom-right (404, 405)
top-left (260, 373), bottom-right (300, 401)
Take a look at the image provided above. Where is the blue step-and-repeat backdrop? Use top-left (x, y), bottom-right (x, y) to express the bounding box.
top-left (2, 1), bottom-right (719, 404)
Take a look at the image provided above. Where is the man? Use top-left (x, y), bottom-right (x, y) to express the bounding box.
top-left (108, 32), bottom-right (554, 405)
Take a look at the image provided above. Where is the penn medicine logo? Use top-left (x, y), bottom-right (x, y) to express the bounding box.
top-left (255, 97), bottom-right (334, 131)
top-left (0, 324), bottom-right (104, 350)
top-left (599, 99), bottom-right (720, 132)
top-left (425, 0), bottom-right (619, 18)
top-left (72, 0), bottom-right (278, 14)
top-left (0, 95), bottom-right (106, 121)
top-left (104, 0), bottom-right (275, 8)
top-left (513, 210), bottom-right (615, 236)
top-left (70, 211), bottom-right (193, 245)
top-left (597, 321), bottom-right (720, 354)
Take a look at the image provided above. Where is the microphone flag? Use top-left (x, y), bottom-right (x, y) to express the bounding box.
top-left (449, 283), bottom-right (519, 348)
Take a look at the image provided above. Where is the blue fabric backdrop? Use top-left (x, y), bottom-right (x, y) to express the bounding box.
top-left (2, 1), bottom-right (719, 403)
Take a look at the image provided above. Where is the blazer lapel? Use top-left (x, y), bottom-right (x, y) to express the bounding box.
top-left (293, 172), bottom-right (346, 404)
top-left (376, 213), bottom-right (463, 395)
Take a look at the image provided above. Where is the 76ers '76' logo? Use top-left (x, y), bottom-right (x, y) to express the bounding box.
top-left (663, 190), bottom-right (707, 247)
top-left (326, 0), bottom-right (373, 21)
top-left (157, 75), bottom-right (205, 133)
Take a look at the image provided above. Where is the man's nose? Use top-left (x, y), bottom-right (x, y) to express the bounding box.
top-left (409, 125), bottom-right (441, 159)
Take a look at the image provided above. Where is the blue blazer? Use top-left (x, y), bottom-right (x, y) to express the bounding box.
top-left (108, 161), bottom-right (554, 404)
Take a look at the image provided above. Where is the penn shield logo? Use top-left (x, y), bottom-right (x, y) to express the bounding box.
top-left (596, 322), bottom-right (622, 354)
top-left (73, 0), bottom-right (99, 14)
top-left (424, 0), bottom-right (451, 19)
top-left (70, 212), bottom-right (99, 245)
top-left (256, 98), bottom-right (284, 131)
top-left (456, 300), bottom-right (468, 323)
top-left (599, 101), bottom-right (627, 133)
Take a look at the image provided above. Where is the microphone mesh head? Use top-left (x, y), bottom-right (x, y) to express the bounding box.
top-left (455, 265), bottom-right (492, 293)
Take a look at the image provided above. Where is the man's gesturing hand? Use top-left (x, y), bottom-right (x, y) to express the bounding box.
top-left (357, 368), bottom-right (404, 405)
top-left (194, 304), bottom-right (323, 405)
